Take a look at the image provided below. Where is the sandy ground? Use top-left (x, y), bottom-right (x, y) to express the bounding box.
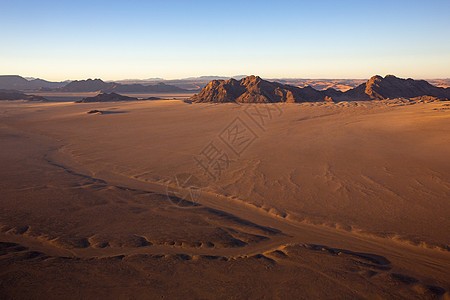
top-left (0, 99), bottom-right (449, 299)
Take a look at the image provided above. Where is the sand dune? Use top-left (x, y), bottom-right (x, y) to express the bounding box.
top-left (0, 99), bottom-right (449, 298)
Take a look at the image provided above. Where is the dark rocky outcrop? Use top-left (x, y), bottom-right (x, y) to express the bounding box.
top-left (87, 110), bottom-right (102, 114)
top-left (142, 96), bottom-right (162, 100)
top-left (76, 92), bottom-right (138, 103)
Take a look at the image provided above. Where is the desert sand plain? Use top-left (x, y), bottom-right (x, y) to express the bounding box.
top-left (0, 97), bottom-right (449, 299)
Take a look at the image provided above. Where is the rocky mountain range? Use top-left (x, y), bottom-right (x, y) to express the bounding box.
top-left (0, 76), bottom-right (192, 93)
top-left (56, 79), bottom-right (189, 93)
top-left (190, 75), bottom-right (450, 103)
top-left (2, 75), bottom-right (449, 102)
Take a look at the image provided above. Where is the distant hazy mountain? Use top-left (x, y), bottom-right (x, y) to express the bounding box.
top-left (183, 75), bottom-right (248, 81)
top-left (0, 75), bottom-right (67, 90)
top-left (114, 76), bottom-right (247, 90)
top-left (190, 75), bottom-right (450, 103)
top-left (0, 89), bottom-right (48, 101)
top-left (58, 78), bottom-right (189, 93)
top-left (269, 78), bottom-right (366, 92)
top-left (111, 82), bottom-right (187, 93)
top-left (113, 78), bottom-right (165, 84)
top-left (0, 75), bottom-right (190, 93)
top-left (58, 79), bottom-right (115, 92)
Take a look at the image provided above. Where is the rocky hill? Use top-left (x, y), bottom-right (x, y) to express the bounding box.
top-left (75, 92), bottom-right (138, 103)
top-left (190, 75), bottom-right (450, 103)
top-left (343, 75), bottom-right (450, 100)
top-left (190, 75), bottom-right (331, 103)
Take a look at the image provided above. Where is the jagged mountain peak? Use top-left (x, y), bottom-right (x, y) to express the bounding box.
top-left (191, 75), bottom-right (450, 103)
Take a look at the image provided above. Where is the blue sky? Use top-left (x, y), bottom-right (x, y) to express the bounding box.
top-left (1, 0), bottom-right (449, 80)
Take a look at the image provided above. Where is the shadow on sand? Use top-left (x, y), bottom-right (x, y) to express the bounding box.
top-left (87, 110), bottom-right (128, 115)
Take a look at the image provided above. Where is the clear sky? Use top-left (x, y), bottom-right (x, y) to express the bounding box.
top-left (1, 0), bottom-right (449, 81)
